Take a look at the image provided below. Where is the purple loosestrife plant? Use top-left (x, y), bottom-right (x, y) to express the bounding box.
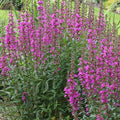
top-left (0, 12), bottom-right (16, 77)
top-left (22, 92), bottom-right (27, 103)
top-left (64, 1), bottom-right (120, 120)
top-left (0, 0), bottom-right (120, 119)
top-left (77, 11), bottom-right (120, 120)
top-left (0, 0), bottom-right (82, 119)
top-left (64, 74), bottom-right (80, 115)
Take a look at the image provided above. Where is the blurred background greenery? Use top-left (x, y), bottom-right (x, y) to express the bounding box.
top-left (0, 0), bottom-right (23, 10)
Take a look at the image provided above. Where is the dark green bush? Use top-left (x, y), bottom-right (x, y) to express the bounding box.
top-left (12, 0), bottom-right (23, 10)
top-left (0, 0), bottom-right (23, 10)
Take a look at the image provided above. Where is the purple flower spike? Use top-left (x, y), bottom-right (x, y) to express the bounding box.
top-left (37, 0), bottom-right (43, 4)
top-left (23, 92), bottom-right (27, 96)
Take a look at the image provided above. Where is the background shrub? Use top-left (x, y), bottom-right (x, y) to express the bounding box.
top-left (0, 0), bottom-right (23, 10)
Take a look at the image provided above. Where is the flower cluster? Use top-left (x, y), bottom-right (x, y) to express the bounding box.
top-left (78, 13), bottom-right (120, 119)
top-left (64, 74), bottom-right (80, 115)
top-left (22, 92), bottom-right (27, 103)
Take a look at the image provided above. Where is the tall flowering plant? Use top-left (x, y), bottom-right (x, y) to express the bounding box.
top-left (0, 0), bottom-right (82, 119)
top-left (0, 0), bottom-right (120, 119)
top-left (64, 2), bottom-right (120, 120)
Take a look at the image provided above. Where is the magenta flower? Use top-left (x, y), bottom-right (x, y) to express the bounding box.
top-left (64, 75), bottom-right (80, 115)
top-left (58, 68), bottom-right (61, 71)
top-left (23, 92), bottom-right (27, 96)
top-left (22, 96), bottom-right (26, 101)
top-left (37, 0), bottom-right (43, 4)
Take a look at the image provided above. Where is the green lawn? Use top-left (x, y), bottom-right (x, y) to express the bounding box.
top-left (0, 10), bottom-right (9, 24)
top-left (0, 10), bottom-right (9, 35)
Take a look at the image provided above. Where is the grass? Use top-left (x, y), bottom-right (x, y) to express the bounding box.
top-left (0, 10), bottom-right (9, 36)
top-left (0, 10), bottom-right (9, 24)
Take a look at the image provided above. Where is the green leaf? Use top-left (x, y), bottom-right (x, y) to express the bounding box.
top-left (43, 81), bottom-right (49, 93)
top-left (36, 82), bottom-right (41, 94)
top-left (12, 6), bottom-right (18, 19)
top-left (0, 90), bottom-right (11, 97)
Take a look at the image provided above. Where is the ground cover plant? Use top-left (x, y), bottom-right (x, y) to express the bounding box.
top-left (0, 0), bottom-right (120, 120)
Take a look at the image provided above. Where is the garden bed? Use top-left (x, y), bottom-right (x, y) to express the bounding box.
top-left (0, 0), bottom-right (120, 120)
